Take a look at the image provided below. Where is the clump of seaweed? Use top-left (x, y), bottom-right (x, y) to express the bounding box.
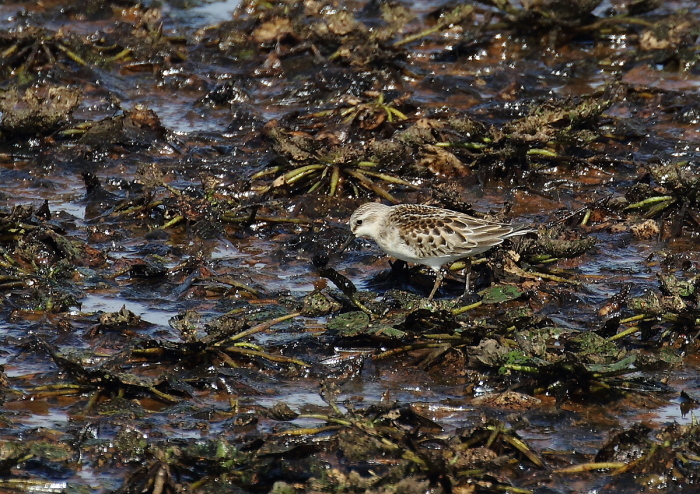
top-left (620, 270), bottom-right (700, 346)
top-left (308, 91), bottom-right (410, 131)
top-left (13, 309), bottom-right (305, 413)
top-left (0, 84), bottom-right (81, 136)
top-left (130, 309), bottom-right (309, 378)
top-left (73, 106), bottom-right (168, 148)
top-left (80, 166), bottom-right (313, 240)
top-left (555, 421), bottom-right (700, 489)
top-left (205, 1), bottom-right (474, 71)
top-left (386, 93), bottom-right (615, 181)
top-left (621, 161), bottom-right (700, 236)
top-left (271, 385), bottom-right (544, 492)
top-left (98, 6), bottom-right (188, 70)
top-left (0, 9), bottom-right (188, 87)
top-left (253, 122), bottom-right (413, 201)
top-left (0, 202), bottom-right (103, 312)
top-left (485, 0), bottom-right (603, 31)
top-left (633, 13), bottom-right (700, 71)
top-left (0, 26), bottom-right (90, 80)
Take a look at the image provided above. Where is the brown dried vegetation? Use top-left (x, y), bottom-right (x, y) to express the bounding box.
top-left (1, 0), bottom-right (700, 493)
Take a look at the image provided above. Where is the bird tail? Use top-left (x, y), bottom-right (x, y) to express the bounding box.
top-left (504, 224), bottom-right (536, 238)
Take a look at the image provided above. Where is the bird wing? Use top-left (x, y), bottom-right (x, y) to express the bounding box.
top-left (391, 205), bottom-right (520, 259)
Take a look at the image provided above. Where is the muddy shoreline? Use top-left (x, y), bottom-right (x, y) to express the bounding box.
top-left (1, 1), bottom-right (700, 492)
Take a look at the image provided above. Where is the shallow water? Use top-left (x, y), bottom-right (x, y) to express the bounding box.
top-left (2, 0), bottom-right (700, 492)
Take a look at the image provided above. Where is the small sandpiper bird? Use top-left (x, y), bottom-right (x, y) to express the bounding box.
top-left (346, 202), bottom-right (533, 300)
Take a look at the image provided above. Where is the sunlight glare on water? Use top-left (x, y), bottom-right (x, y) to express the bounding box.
top-left (177, 0), bottom-right (243, 25)
top-left (79, 294), bottom-right (178, 327)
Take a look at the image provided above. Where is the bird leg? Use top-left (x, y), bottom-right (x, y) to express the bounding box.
top-left (463, 259), bottom-right (473, 295)
top-left (428, 269), bottom-right (444, 301)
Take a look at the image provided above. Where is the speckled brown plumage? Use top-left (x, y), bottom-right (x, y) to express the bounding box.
top-left (348, 202), bottom-right (534, 300)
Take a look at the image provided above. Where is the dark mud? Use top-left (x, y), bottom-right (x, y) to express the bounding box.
top-left (1, 0), bottom-right (700, 492)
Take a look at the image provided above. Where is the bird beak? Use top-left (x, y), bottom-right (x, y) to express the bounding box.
top-left (337, 233), bottom-right (355, 254)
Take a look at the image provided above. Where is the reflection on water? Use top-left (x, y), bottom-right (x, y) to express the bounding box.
top-left (79, 294), bottom-right (178, 327)
top-left (173, 0), bottom-right (243, 25)
top-left (1, 0), bottom-right (700, 490)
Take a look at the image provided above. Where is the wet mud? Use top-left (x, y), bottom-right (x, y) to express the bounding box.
top-left (1, 0), bottom-right (700, 492)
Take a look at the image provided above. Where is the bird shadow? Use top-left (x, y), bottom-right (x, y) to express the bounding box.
top-left (363, 260), bottom-right (492, 301)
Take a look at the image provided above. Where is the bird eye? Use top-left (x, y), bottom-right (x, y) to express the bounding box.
top-left (356, 219), bottom-right (363, 225)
